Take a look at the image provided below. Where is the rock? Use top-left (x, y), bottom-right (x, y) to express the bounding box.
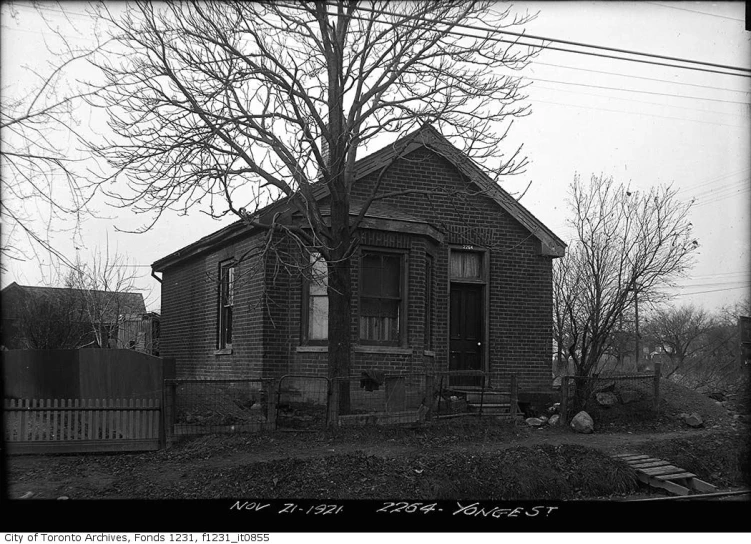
top-left (525, 417), bottom-right (545, 427)
top-left (619, 389), bottom-right (639, 404)
top-left (684, 412), bottom-right (704, 428)
top-left (57, 496), bottom-right (69, 500)
top-left (593, 380), bottom-right (616, 393)
top-left (571, 411), bottom-right (594, 434)
top-left (596, 392), bottom-right (618, 407)
top-left (549, 414), bottom-right (561, 426)
top-left (539, 415), bottom-right (549, 422)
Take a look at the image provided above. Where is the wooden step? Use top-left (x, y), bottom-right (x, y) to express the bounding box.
top-left (615, 453), bottom-right (718, 496)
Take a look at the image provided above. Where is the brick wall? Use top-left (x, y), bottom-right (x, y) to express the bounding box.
top-left (159, 146), bottom-right (557, 393)
top-left (160, 230), bottom-right (267, 379)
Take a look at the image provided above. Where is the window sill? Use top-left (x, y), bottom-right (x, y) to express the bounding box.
top-left (296, 345), bottom-right (415, 355)
top-left (354, 345), bottom-right (413, 355)
top-left (214, 348), bottom-right (233, 356)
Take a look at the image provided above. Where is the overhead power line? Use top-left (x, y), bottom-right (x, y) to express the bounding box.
top-left (534, 61), bottom-right (751, 95)
top-left (308, 2), bottom-right (751, 77)
top-left (528, 76), bottom-right (751, 106)
top-left (645, 2), bottom-right (746, 22)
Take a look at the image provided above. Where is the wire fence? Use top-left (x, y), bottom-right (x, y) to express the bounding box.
top-left (561, 365), bottom-right (661, 424)
top-left (164, 371), bottom-right (520, 435)
top-left (164, 378), bottom-right (273, 436)
top-left (276, 375), bottom-right (330, 430)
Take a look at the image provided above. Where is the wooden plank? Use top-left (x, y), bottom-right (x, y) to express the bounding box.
top-left (631, 460), bottom-right (671, 469)
top-left (127, 399), bottom-right (135, 439)
top-left (641, 465), bottom-right (685, 476)
top-left (19, 399), bottom-right (28, 442)
top-left (94, 399), bottom-right (101, 440)
top-left (635, 472), bottom-right (690, 496)
top-left (655, 472), bottom-right (696, 481)
top-left (4, 438), bottom-right (161, 455)
top-left (689, 478), bottom-right (718, 493)
top-left (617, 454), bottom-right (651, 461)
top-left (612, 453), bottom-right (643, 458)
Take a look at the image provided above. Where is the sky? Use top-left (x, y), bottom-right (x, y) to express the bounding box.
top-left (1, 1), bottom-right (749, 315)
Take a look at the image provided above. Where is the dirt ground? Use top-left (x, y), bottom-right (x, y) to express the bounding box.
top-left (4, 378), bottom-right (750, 501)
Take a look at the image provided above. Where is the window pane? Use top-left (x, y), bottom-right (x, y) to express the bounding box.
top-left (450, 251), bottom-right (481, 279)
top-left (309, 295), bottom-right (328, 340)
top-left (224, 307), bottom-right (233, 345)
top-left (361, 253), bottom-right (381, 297)
top-left (382, 255), bottom-right (401, 297)
top-left (310, 254), bottom-right (328, 296)
top-left (360, 298), bottom-right (399, 341)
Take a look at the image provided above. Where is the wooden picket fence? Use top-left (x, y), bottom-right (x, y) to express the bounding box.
top-left (3, 398), bottom-right (162, 454)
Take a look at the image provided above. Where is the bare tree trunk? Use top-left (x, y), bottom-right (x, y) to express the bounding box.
top-left (327, 179), bottom-right (353, 414)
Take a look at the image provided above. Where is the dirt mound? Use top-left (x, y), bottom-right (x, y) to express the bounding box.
top-left (658, 378), bottom-right (734, 424)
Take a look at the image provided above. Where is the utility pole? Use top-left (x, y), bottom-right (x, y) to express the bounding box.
top-left (634, 289), bottom-right (640, 370)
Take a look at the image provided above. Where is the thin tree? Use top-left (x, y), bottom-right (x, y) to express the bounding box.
top-left (554, 174), bottom-right (697, 395)
top-left (642, 304), bottom-right (713, 378)
top-left (65, 243), bottom-right (144, 349)
top-left (85, 1), bottom-right (540, 408)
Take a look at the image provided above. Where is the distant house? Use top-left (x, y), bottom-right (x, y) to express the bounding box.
top-left (1, 282), bottom-right (157, 353)
top-left (152, 125), bottom-right (566, 395)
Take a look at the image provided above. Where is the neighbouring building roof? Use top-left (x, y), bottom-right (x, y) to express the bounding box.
top-left (1, 282), bottom-right (147, 322)
top-left (152, 124), bottom-right (566, 272)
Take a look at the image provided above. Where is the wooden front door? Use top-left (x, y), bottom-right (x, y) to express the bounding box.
top-left (449, 283), bottom-right (484, 386)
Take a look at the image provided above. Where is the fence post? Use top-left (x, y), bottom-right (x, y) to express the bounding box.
top-left (160, 357), bottom-right (176, 449)
top-left (326, 378), bottom-right (339, 428)
top-left (561, 376), bottom-right (569, 423)
top-left (265, 379), bottom-right (277, 430)
top-left (653, 362), bottom-right (662, 414)
top-left (423, 374), bottom-right (434, 420)
top-left (162, 379), bottom-right (177, 448)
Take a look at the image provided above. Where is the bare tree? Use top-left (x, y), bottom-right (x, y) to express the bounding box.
top-left (13, 287), bottom-right (90, 349)
top-left (85, 1), bottom-right (540, 407)
top-left (642, 304), bottom-right (713, 378)
top-left (65, 243), bottom-right (144, 349)
top-left (553, 173), bottom-right (697, 385)
top-left (0, 3), bottom-right (104, 270)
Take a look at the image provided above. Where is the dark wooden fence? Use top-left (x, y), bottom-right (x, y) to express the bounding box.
top-left (2, 349), bottom-right (174, 399)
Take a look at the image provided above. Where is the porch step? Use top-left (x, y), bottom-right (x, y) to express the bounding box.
top-left (468, 402), bottom-right (511, 414)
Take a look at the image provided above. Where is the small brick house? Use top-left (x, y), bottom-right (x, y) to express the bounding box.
top-left (152, 125), bottom-right (565, 397)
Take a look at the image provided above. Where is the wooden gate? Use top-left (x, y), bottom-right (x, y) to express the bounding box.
top-left (3, 398), bottom-right (162, 454)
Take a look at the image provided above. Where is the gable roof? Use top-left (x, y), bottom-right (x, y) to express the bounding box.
top-left (153, 125), bottom-right (565, 271)
top-left (1, 282), bottom-right (147, 321)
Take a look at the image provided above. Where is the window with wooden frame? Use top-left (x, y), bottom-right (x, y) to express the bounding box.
top-left (359, 250), bottom-right (406, 345)
top-left (302, 252), bottom-right (328, 343)
top-left (425, 254), bottom-right (434, 351)
top-left (218, 260), bottom-right (235, 349)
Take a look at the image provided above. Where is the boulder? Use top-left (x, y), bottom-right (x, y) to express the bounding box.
top-left (549, 414), bottom-right (561, 426)
top-left (539, 415), bottom-right (549, 423)
top-left (619, 389), bottom-right (640, 404)
top-left (593, 380), bottom-right (616, 393)
top-left (525, 417), bottom-right (545, 427)
top-left (684, 412), bottom-right (704, 428)
top-left (571, 411), bottom-right (594, 434)
top-left (596, 392), bottom-right (618, 407)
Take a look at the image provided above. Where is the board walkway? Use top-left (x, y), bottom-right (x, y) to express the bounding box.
top-left (613, 452), bottom-right (717, 496)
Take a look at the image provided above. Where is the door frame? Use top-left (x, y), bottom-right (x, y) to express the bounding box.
top-left (447, 245), bottom-right (490, 383)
